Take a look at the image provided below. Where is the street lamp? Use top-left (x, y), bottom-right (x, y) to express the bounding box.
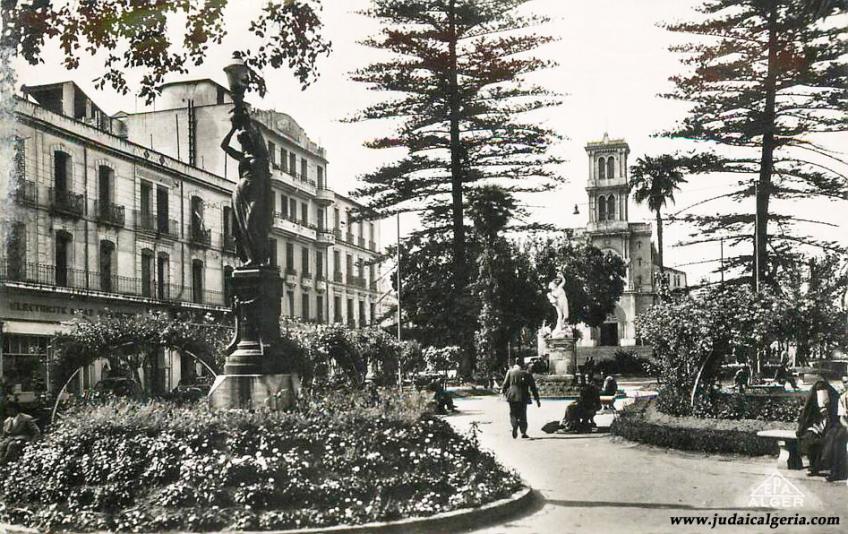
top-left (223, 56), bottom-right (250, 103)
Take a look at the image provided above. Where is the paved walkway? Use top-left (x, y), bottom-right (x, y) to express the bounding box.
top-left (445, 396), bottom-right (848, 534)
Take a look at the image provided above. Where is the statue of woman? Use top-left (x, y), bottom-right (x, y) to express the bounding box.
top-left (220, 108), bottom-right (272, 267)
top-left (547, 272), bottom-right (569, 337)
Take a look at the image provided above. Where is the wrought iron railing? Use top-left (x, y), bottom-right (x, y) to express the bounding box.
top-left (95, 200), bottom-right (126, 227)
top-left (0, 258), bottom-right (225, 306)
top-left (189, 225), bottom-right (212, 247)
top-left (12, 180), bottom-right (36, 206)
top-left (49, 188), bottom-right (84, 217)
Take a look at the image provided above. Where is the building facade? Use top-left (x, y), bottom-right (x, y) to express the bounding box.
top-left (120, 79), bottom-right (383, 327)
top-left (575, 134), bottom-right (686, 347)
top-left (1, 80), bottom-right (383, 402)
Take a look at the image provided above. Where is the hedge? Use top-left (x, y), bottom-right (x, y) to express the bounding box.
top-left (610, 399), bottom-right (794, 456)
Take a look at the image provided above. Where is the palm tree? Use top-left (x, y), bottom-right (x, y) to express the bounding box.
top-left (628, 154), bottom-right (690, 273)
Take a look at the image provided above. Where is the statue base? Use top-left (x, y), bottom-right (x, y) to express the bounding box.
top-left (208, 373), bottom-right (299, 410)
top-left (544, 336), bottom-right (577, 378)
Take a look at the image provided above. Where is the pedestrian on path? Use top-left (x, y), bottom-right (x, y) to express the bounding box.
top-left (501, 358), bottom-right (541, 439)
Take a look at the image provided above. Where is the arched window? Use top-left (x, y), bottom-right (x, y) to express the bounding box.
top-left (55, 230), bottom-right (73, 287)
top-left (597, 196), bottom-right (606, 221)
top-left (141, 249), bottom-right (154, 297)
top-left (53, 151), bottom-right (71, 192)
top-left (157, 253), bottom-right (170, 300)
top-left (607, 157), bottom-right (615, 180)
top-left (598, 157), bottom-right (606, 180)
top-left (607, 195), bottom-right (616, 221)
top-left (99, 240), bottom-right (115, 292)
top-left (191, 259), bottom-right (204, 304)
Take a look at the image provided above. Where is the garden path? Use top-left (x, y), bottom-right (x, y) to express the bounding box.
top-left (446, 395), bottom-right (848, 534)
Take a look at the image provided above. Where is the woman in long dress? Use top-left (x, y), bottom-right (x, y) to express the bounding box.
top-left (796, 379), bottom-right (839, 476)
top-left (220, 111), bottom-right (272, 267)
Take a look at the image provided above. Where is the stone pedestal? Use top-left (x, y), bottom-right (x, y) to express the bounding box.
top-left (208, 373), bottom-right (299, 410)
top-left (208, 265), bottom-right (298, 410)
top-left (545, 336), bottom-right (577, 378)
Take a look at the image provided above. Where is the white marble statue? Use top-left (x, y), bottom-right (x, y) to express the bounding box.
top-left (547, 272), bottom-right (570, 338)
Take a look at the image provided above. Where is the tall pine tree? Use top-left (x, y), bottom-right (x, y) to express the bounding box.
top-left (664, 0), bottom-right (848, 285)
top-left (348, 0), bottom-right (562, 294)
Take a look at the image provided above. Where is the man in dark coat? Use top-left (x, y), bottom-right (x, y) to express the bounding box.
top-left (501, 358), bottom-right (541, 439)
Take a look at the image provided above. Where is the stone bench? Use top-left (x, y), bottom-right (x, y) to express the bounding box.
top-left (756, 430), bottom-right (803, 470)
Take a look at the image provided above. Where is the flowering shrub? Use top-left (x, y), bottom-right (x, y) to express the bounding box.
top-left (637, 285), bottom-right (785, 416)
top-left (0, 394), bottom-right (522, 532)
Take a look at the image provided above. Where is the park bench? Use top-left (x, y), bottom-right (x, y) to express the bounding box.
top-left (756, 429), bottom-right (803, 470)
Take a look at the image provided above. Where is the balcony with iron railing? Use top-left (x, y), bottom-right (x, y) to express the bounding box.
top-left (94, 200), bottom-right (126, 227)
top-left (0, 258), bottom-right (226, 307)
top-left (135, 211), bottom-right (180, 239)
top-left (49, 188), bottom-right (84, 218)
top-left (12, 180), bottom-right (37, 206)
top-left (188, 225), bottom-right (212, 248)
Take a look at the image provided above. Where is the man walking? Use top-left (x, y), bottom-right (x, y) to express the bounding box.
top-left (501, 358), bottom-right (541, 439)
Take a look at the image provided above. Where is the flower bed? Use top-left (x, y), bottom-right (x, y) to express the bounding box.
top-left (610, 399), bottom-right (794, 456)
top-left (0, 393), bottom-right (523, 532)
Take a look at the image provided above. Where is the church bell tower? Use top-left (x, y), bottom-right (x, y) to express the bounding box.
top-left (585, 133), bottom-right (630, 229)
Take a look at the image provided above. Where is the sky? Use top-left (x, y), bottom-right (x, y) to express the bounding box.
top-left (12, 0), bottom-right (848, 284)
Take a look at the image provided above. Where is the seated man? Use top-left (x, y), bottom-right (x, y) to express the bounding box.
top-left (561, 383), bottom-right (602, 433)
top-left (0, 401), bottom-right (41, 464)
top-left (773, 355), bottom-right (798, 390)
top-left (601, 375), bottom-right (618, 396)
top-left (431, 381), bottom-right (457, 414)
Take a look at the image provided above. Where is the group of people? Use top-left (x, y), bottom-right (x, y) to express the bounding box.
top-left (500, 358), bottom-right (620, 438)
top-left (797, 377), bottom-right (848, 482)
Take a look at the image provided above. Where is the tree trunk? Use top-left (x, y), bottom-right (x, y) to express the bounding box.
top-left (656, 209), bottom-right (664, 273)
top-left (755, 0), bottom-right (779, 289)
top-left (447, 0), bottom-right (466, 292)
top-left (447, 0), bottom-right (474, 380)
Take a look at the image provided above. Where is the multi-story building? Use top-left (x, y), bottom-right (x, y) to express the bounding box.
top-left (575, 134), bottom-right (687, 347)
top-left (120, 79), bottom-right (383, 326)
top-left (1, 79), bottom-right (383, 401)
top-left (2, 81), bottom-right (235, 401)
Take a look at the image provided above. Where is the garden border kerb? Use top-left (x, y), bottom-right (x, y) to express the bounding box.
top-left (0, 486), bottom-right (535, 534)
